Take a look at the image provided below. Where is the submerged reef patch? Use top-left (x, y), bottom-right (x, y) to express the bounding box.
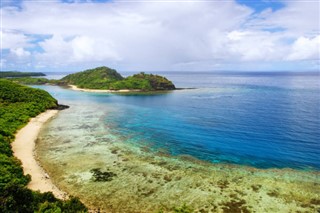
top-left (90, 168), bottom-right (117, 182)
top-left (37, 104), bottom-right (320, 213)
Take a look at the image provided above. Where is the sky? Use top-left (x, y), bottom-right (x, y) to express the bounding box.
top-left (0, 0), bottom-right (319, 72)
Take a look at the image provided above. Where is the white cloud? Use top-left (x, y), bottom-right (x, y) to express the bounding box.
top-left (0, 59), bottom-right (7, 68)
top-left (1, 0), bottom-right (319, 71)
top-left (36, 35), bottom-right (73, 67)
top-left (246, 1), bottom-right (319, 36)
top-left (71, 36), bottom-right (120, 62)
top-left (1, 30), bottom-right (30, 49)
top-left (36, 35), bottom-right (120, 66)
top-left (71, 36), bottom-right (94, 60)
top-left (10, 47), bottom-right (31, 57)
top-left (225, 30), bottom-right (289, 61)
top-left (287, 36), bottom-right (320, 61)
top-left (228, 31), bottom-right (248, 41)
top-left (2, 47), bottom-right (32, 70)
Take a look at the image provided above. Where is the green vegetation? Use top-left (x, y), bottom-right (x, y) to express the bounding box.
top-left (61, 66), bottom-right (176, 91)
top-left (9, 77), bottom-right (66, 86)
top-left (10, 77), bottom-right (51, 85)
top-left (6, 66), bottom-right (176, 91)
top-left (0, 79), bottom-right (87, 212)
top-left (0, 71), bottom-right (45, 78)
top-left (61, 66), bottom-right (124, 89)
top-left (109, 72), bottom-right (176, 90)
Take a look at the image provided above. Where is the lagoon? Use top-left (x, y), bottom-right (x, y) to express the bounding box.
top-left (35, 72), bottom-right (320, 212)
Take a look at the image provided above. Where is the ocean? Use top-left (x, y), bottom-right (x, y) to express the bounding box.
top-left (35, 71), bottom-right (320, 211)
top-left (39, 71), bottom-right (320, 170)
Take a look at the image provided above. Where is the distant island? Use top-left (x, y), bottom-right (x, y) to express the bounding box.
top-left (5, 67), bottom-right (176, 92)
top-left (0, 71), bottom-right (46, 78)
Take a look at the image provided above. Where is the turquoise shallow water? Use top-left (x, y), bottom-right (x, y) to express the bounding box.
top-left (35, 71), bottom-right (320, 170)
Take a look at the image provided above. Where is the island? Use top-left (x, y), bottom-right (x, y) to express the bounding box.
top-left (4, 66), bottom-right (176, 92)
top-left (60, 67), bottom-right (176, 91)
top-left (0, 71), bottom-right (46, 78)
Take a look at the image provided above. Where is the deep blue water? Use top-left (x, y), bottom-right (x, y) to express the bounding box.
top-left (37, 72), bottom-right (320, 170)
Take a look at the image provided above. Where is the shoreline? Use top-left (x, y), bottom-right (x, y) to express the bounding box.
top-left (67, 84), bottom-right (184, 93)
top-left (68, 84), bottom-right (142, 93)
top-left (11, 110), bottom-right (68, 200)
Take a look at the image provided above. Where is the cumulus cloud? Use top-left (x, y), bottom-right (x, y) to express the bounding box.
top-left (10, 48), bottom-right (31, 58)
top-left (1, 30), bottom-right (30, 49)
top-left (225, 30), bottom-right (289, 61)
top-left (0, 0), bottom-right (319, 71)
top-left (36, 35), bottom-right (120, 65)
top-left (287, 36), bottom-right (320, 61)
top-left (249, 1), bottom-right (319, 36)
top-left (71, 36), bottom-right (95, 61)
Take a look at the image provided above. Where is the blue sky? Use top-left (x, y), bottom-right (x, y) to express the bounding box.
top-left (237, 0), bottom-right (285, 12)
top-left (2, 0), bottom-right (286, 12)
top-left (1, 0), bottom-right (319, 72)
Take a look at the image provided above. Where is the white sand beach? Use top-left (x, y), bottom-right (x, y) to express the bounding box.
top-left (11, 110), bottom-right (68, 200)
top-left (69, 84), bottom-right (141, 93)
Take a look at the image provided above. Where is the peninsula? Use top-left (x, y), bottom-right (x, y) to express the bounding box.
top-left (0, 79), bottom-right (87, 212)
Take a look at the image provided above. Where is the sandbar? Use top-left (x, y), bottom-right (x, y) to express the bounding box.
top-left (11, 110), bottom-right (68, 200)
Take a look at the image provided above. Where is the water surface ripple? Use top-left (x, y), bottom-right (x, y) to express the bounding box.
top-left (36, 72), bottom-right (320, 212)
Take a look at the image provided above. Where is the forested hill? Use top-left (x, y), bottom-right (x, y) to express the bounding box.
top-left (0, 80), bottom-right (57, 109)
top-left (61, 66), bottom-right (123, 89)
top-left (0, 79), bottom-right (87, 212)
top-left (109, 72), bottom-right (176, 91)
top-left (60, 66), bottom-right (176, 90)
top-left (0, 71), bottom-right (46, 78)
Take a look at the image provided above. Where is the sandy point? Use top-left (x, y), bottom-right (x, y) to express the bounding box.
top-left (11, 110), bottom-right (68, 200)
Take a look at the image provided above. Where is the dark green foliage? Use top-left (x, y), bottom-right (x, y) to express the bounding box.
top-left (10, 77), bottom-right (51, 85)
top-left (0, 154), bottom-right (30, 191)
top-left (90, 168), bottom-right (117, 182)
top-left (59, 196), bottom-right (88, 212)
top-left (1, 187), bottom-right (87, 213)
top-left (109, 75), bottom-right (152, 90)
top-left (61, 66), bottom-right (175, 91)
top-left (0, 79), bottom-right (57, 108)
top-left (8, 77), bottom-right (67, 86)
top-left (0, 135), bottom-right (13, 156)
top-left (36, 196), bottom-right (87, 213)
top-left (110, 72), bottom-right (176, 91)
top-left (0, 71), bottom-right (45, 78)
top-left (61, 66), bottom-right (124, 89)
top-left (37, 201), bottom-right (63, 213)
top-left (1, 184), bottom-right (35, 213)
top-left (0, 79), bottom-right (87, 212)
